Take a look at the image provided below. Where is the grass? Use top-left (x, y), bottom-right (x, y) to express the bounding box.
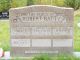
top-left (1, 54), bottom-right (80, 60)
top-left (32, 54), bottom-right (80, 60)
top-left (74, 16), bottom-right (80, 51)
top-left (0, 19), bottom-right (10, 51)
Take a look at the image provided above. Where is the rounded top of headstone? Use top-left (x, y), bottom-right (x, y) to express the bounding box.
top-left (9, 5), bottom-right (74, 11)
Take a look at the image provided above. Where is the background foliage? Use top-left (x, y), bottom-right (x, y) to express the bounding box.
top-left (0, 0), bottom-right (80, 12)
top-left (0, 0), bottom-right (10, 12)
top-left (64, 0), bottom-right (80, 10)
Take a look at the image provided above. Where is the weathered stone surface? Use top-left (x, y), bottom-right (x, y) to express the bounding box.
top-left (9, 5), bottom-right (74, 57)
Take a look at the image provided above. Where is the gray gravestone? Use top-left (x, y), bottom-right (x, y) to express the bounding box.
top-left (9, 5), bottom-right (74, 57)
